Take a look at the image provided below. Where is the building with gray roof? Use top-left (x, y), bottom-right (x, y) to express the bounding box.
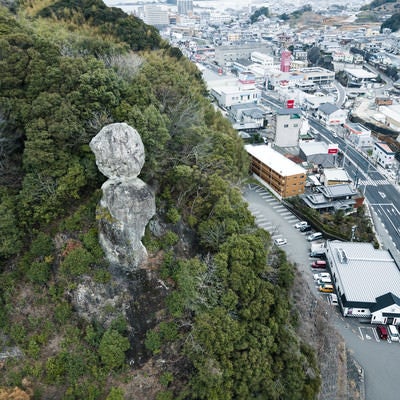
top-left (301, 184), bottom-right (358, 213)
top-left (325, 241), bottom-right (400, 323)
top-left (299, 141), bottom-right (336, 168)
top-left (317, 102), bottom-right (348, 126)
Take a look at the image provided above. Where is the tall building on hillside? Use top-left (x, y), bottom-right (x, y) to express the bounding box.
top-left (143, 5), bottom-right (169, 28)
top-left (177, 0), bottom-right (193, 15)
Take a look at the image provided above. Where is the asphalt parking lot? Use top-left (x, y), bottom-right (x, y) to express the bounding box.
top-left (243, 183), bottom-right (400, 400)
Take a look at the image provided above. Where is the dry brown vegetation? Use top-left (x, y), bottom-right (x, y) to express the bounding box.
top-left (292, 272), bottom-right (361, 400)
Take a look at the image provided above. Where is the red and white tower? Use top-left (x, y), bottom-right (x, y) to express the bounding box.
top-left (280, 50), bottom-right (291, 72)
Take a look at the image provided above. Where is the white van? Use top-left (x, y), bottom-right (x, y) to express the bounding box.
top-left (307, 232), bottom-right (323, 242)
top-left (388, 325), bottom-right (399, 342)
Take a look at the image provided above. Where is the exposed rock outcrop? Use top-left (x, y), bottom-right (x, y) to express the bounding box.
top-left (90, 123), bottom-right (155, 271)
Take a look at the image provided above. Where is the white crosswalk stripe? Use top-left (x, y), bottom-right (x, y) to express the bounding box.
top-left (358, 179), bottom-right (389, 186)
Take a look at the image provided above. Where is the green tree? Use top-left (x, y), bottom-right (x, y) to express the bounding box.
top-left (98, 329), bottom-right (130, 371)
top-left (250, 6), bottom-right (269, 23)
top-left (0, 191), bottom-right (22, 259)
top-left (60, 247), bottom-right (94, 277)
top-left (106, 387), bottom-right (125, 400)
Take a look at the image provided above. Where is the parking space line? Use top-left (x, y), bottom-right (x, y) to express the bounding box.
top-left (372, 327), bottom-right (380, 342)
top-left (358, 327), bottom-right (364, 340)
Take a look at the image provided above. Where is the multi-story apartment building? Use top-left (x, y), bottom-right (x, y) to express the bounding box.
top-left (177, 0), bottom-right (193, 15)
top-left (245, 144), bottom-right (306, 199)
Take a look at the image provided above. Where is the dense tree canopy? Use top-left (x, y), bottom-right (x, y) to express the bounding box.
top-left (381, 12), bottom-right (400, 32)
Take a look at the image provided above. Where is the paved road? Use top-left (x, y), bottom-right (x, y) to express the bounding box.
top-left (332, 313), bottom-right (400, 400)
top-left (312, 120), bottom-right (400, 257)
top-left (243, 184), bottom-right (400, 400)
top-left (258, 92), bottom-right (400, 260)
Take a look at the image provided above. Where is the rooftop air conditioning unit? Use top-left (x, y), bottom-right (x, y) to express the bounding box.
top-left (337, 248), bottom-right (347, 264)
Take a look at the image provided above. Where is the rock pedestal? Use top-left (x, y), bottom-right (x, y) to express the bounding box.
top-left (90, 123), bottom-right (155, 271)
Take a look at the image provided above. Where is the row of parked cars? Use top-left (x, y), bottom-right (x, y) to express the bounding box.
top-left (376, 324), bottom-right (400, 342)
top-left (312, 265), bottom-right (336, 294)
top-left (293, 221), bottom-right (323, 241)
top-left (294, 220), bottom-right (334, 295)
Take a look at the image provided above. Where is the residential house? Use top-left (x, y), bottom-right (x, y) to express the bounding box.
top-left (300, 184), bottom-right (359, 213)
top-left (228, 103), bottom-right (267, 131)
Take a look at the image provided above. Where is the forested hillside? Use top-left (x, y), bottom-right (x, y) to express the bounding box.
top-left (0, 1), bottom-right (320, 399)
top-left (381, 12), bottom-right (400, 32)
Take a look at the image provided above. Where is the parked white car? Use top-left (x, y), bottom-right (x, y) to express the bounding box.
top-left (317, 277), bottom-right (332, 285)
top-left (294, 221), bottom-right (308, 229)
top-left (274, 238), bottom-right (287, 246)
top-left (330, 294), bottom-right (338, 305)
top-left (313, 272), bottom-right (331, 281)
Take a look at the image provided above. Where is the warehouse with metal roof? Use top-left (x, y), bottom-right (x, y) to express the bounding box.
top-left (325, 240), bottom-right (400, 323)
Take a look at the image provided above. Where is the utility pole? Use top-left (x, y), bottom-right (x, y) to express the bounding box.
top-left (351, 225), bottom-right (357, 242)
top-left (341, 144), bottom-right (348, 168)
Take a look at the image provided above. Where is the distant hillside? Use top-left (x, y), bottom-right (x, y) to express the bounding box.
top-left (36, 0), bottom-right (165, 51)
top-left (361, 0), bottom-right (397, 10)
top-left (381, 11), bottom-right (400, 31)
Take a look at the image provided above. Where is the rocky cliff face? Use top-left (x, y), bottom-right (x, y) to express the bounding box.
top-left (90, 123), bottom-right (155, 271)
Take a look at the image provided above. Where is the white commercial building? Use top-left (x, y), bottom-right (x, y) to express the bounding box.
top-left (326, 241), bottom-right (400, 322)
top-left (299, 141), bottom-right (337, 168)
top-left (344, 122), bottom-right (373, 149)
top-left (274, 108), bottom-right (303, 147)
top-left (344, 68), bottom-right (378, 87)
top-left (379, 104), bottom-right (400, 132)
top-left (250, 52), bottom-right (274, 69)
top-left (317, 103), bottom-right (348, 126)
top-left (210, 82), bottom-right (261, 108)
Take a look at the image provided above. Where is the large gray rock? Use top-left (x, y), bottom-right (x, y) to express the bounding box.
top-left (90, 122), bottom-right (145, 179)
top-left (90, 123), bottom-right (155, 271)
top-left (98, 178), bottom-right (155, 268)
